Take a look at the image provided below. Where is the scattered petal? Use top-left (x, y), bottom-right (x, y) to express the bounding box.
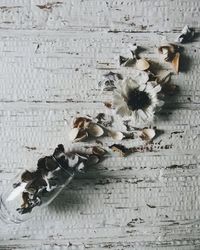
top-left (92, 146), bottom-right (107, 156)
top-left (139, 128), bottom-right (156, 141)
top-left (156, 70), bottom-right (172, 84)
top-left (73, 117), bottom-right (91, 129)
top-left (136, 59), bottom-right (150, 71)
top-left (109, 144), bottom-right (129, 157)
top-left (108, 130), bottom-right (124, 140)
top-left (87, 123), bottom-right (104, 137)
top-left (171, 52), bottom-right (180, 74)
top-left (69, 128), bottom-right (88, 142)
top-left (68, 154), bottom-right (79, 168)
top-left (175, 25), bottom-right (195, 43)
top-left (158, 44), bottom-right (176, 62)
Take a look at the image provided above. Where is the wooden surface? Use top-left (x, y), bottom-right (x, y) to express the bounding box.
top-left (0, 0), bottom-right (200, 249)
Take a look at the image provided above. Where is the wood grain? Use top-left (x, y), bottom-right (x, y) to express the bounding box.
top-left (0, 0), bottom-right (200, 249)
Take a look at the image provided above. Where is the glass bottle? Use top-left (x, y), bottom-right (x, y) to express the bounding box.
top-left (0, 144), bottom-right (98, 224)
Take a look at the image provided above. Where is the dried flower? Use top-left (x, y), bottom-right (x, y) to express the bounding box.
top-left (69, 117), bottom-right (104, 142)
top-left (175, 25), bottom-right (195, 43)
top-left (9, 144), bottom-right (102, 215)
top-left (112, 71), bottom-right (163, 123)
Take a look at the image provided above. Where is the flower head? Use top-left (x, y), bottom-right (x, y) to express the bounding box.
top-left (113, 71), bottom-right (162, 123)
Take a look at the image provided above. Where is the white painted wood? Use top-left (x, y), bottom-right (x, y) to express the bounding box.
top-left (0, 0), bottom-right (200, 249)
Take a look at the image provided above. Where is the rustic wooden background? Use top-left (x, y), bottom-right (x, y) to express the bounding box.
top-left (0, 0), bottom-right (200, 249)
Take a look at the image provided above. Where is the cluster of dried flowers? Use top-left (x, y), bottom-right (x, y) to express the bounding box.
top-left (69, 116), bottom-right (156, 143)
top-left (99, 25), bottom-right (194, 124)
top-left (7, 144), bottom-right (103, 214)
top-left (5, 25), bottom-right (195, 217)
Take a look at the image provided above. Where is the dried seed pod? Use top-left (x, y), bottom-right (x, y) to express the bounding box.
top-left (73, 117), bottom-right (91, 129)
top-left (87, 123), bottom-right (104, 137)
top-left (171, 52), bottom-right (180, 73)
top-left (108, 130), bottom-right (124, 141)
top-left (136, 59), bottom-right (150, 71)
top-left (139, 128), bottom-right (155, 141)
top-left (92, 146), bottom-right (107, 156)
top-left (69, 127), bottom-right (88, 142)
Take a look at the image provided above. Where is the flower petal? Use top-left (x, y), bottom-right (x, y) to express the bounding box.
top-left (134, 71), bottom-right (149, 85)
top-left (116, 104), bottom-right (132, 117)
top-left (153, 84), bottom-right (162, 93)
top-left (137, 109), bottom-right (148, 121)
top-left (113, 93), bottom-right (126, 107)
top-left (122, 77), bottom-right (139, 98)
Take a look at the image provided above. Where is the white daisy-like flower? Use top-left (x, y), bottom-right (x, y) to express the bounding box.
top-left (112, 71), bottom-right (163, 123)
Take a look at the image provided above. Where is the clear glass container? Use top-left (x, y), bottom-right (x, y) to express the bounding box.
top-left (0, 144), bottom-right (95, 224)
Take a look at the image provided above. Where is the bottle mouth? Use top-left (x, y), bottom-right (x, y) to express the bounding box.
top-left (0, 195), bottom-right (26, 224)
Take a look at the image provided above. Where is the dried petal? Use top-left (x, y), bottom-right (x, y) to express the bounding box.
top-left (171, 52), bottom-right (180, 73)
top-left (76, 162), bottom-right (85, 173)
top-left (108, 130), bottom-right (124, 141)
top-left (158, 44), bottom-right (176, 62)
top-left (175, 25), bottom-right (195, 43)
top-left (139, 128), bottom-right (155, 141)
top-left (109, 144), bottom-right (129, 157)
top-left (73, 117), bottom-right (91, 129)
top-left (69, 128), bottom-right (88, 142)
top-left (92, 146), bottom-right (107, 156)
top-left (87, 123), bottom-right (104, 137)
top-left (136, 59), bottom-right (150, 71)
top-left (6, 182), bottom-right (27, 201)
top-left (156, 70), bottom-right (172, 84)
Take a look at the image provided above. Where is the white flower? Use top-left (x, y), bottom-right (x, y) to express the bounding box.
top-left (112, 71), bottom-right (163, 123)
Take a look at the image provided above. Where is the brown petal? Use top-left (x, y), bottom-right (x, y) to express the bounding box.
top-left (69, 128), bottom-right (88, 142)
top-left (92, 146), bottom-right (107, 156)
top-left (73, 117), bottom-right (91, 129)
top-left (171, 52), bottom-right (180, 74)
